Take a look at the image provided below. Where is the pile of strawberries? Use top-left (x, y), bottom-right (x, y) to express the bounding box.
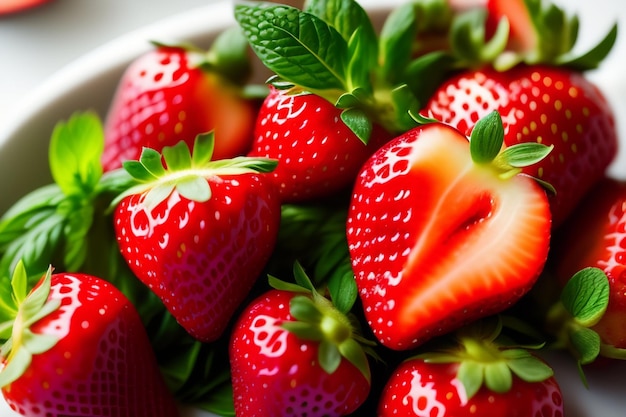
top-left (0, 0), bottom-right (623, 416)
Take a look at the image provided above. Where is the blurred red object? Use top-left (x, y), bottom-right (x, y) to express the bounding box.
top-left (0, 0), bottom-right (53, 15)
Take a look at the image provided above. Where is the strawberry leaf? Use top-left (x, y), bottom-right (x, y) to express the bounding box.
top-left (204, 26), bottom-right (252, 85)
top-left (48, 111), bottom-right (104, 197)
top-left (378, 2), bottom-right (417, 84)
top-left (306, 0), bottom-right (377, 89)
top-left (234, 2), bottom-right (349, 92)
top-left (560, 267), bottom-right (609, 327)
top-left (504, 352), bottom-right (553, 382)
top-left (484, 361), bottom-right (512, 393)
top-left (319, 340), bottom-right (342, 374)
top-left (557, 23), bottom-right (618, 70)
top-left (470, 110), bottom-right (505, 164)
top-left (163, 140), bottom-right (193, 172)
top-left (569, 327), bottom-right (600, 366)
top-left (340, 108), bottom-right (372, 144)
top-left (457, 360), bottom-right (483, 399)
top-left (499, 143), bottom-right (554, 168)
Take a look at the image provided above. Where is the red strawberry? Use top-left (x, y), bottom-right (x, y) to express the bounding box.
top-left (549, 177), bottom-right (626, 355)
top-left (248, 86), bottom-right (392, 202)
top-left (346, 112), bottom-right (552, 350)
top-left (102, 34), bottom-right (257, 172)
top-left (0, 263), bottom-right (179, 417)
top-left (0, 0), bottom-right (51, 15)
top-left (113, 133), bottom-right (281, 342)
top-left (378, 320), bottom-right (563, 417)
top-left (229, 265), bottom-right (372, 417)
top-left (422, 64), bottom-right (617, 226)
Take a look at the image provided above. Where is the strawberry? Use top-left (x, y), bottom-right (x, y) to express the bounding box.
top-left (346, 111), bottom-right (552, 350)
top-left (102, 29), bottom-right (257, 172)
top-left (248, 86), bottom-right (392, 201)
top-left (422, 64), bottom-right (617, 227)
top-left (235, 1), bottom-right (457, 203)
top-left (112, 132), bottom-right (281, 342)
top-left (0, 0), bottom-right (51, 15)
top-left (229, 264), bottom-right (372, 417)
top-left (547, 177), bottom-right (626, 360)
top-left (423, 0), bottom-right (619, 227)
top-left (0, 263), bottom-right (179, 417)
top-left (378, 319), bottom-right (563, 417)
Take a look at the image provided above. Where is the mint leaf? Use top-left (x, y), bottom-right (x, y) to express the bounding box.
top-left (340, 108), bottom-right (372, 144)
top-left (561, 267), bottom-right (610, 327)
top-left (305, 0), bottom-right (377, 89)
top-left (235, 2), bottom-right (349, 92)
top-left (49, 111), bottom-right (104, 197)
top-left (379, 2), bottom-right (417, 84)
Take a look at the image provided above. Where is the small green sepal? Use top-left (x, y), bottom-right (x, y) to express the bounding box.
top-left (111, 132), bottom-right (277, 211)
top-left (271, 262), bottom-right (372, 383)
top-left (0, 263), bottom-right (62, 388)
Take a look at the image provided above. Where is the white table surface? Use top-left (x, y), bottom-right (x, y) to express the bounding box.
top-left (0, 0), bottom-right (219, 130)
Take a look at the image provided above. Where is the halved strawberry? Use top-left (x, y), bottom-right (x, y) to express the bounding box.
top-left (0, 263), bottom-right (179, 416)
top-left (112, 132), bottom-right (281, 342)
top-left (422, 65), bottom-right (617, 227)
top-left (347, 112), bottom-right (552, 349)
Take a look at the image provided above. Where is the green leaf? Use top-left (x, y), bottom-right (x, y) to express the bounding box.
top-left (561, 267), bottom-right (610, 327)
top-left (139, 147), bottom-right (167, 178)
top-left (569, 327), bottom-right (601, 365)
top-left (48, 111), bottom-right (104, 197)
top-left (142, 183), bottom-right (176, 212)
top-left (290, 295), bottom-right (323, 323)
top-left (163, 140), bottom-right (193, 171)
top-left (346, 27), bottom-right (376, 91)
top-left (457, 360), bottom-right (483, 399)
top-left (470, 111), bottom-right (504, 164)
top-left (235, 2), bottom-right (349, 92)
top-left (191, 132), bottom-right (216, 167)
top-left (340, 108), bottom-right (372, 144)
top-left (10, 261), bottom-right (28, 305)
top-left (305, 0), bottom-right (376, 47)
top-left (318, 340), bottom-right (342, 374)
top-left (176, 177), bottom-right (212, 203)
top-left (337, 337), bottom-right (371, 382)
top-left (498, 143), bottom-right (554, 168)
top-left (378, 2), bottom-right (417, 84)
top-left (123, 159), bottom-right (158, 182)
top-left (506, 354), bottom-right (554, 382)
top-left (293, 261), bottom-right (316, 292)
top-left (0, 347), bottom-right (31, 388)
top-left (558, 23), bottom-right (618, 70)
top-left (484, 361), bottom-right (512, 393)
top-left (327, 266), bottom-right (357, 314)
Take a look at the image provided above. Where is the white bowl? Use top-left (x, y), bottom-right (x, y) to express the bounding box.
top-left (1, 0), bottom-right (625, 416)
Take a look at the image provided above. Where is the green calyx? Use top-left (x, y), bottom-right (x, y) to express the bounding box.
top-left (450, 0), bottom-right (618, 71)
top-left (545, 267), bottom-right (622, 385)
top-left (419, 317), bottom-right (553, 398)
top-left (111, 132), bottom-right (277, 212)
top-left (469, 111), bottom-right (555, 192)
top-left (269, 262), bottom-right (373, 383)
top-left (0, 262), bottom-right (61, 387)
top-left (151, 25), bottom-right (253, 87)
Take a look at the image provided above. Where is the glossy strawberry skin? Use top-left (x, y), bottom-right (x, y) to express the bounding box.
top-left (550, 177), bottom-right (626, 349)
top-left (249, 86), bottom-right (392, 203)
top-left (378, 357), bottom-right (564, 417)
top-left (114, 173), bottom-right (281, 343)
top-left (347, 123), bottom-right (551, 350)
top-left (229, 289), bottom-right (370, 417)
top-left (2, 273), bottom-right (179, 417)
top-left (102, 45), bottom-right (257, 172)
top-left (423, 65), bottom-right (617, 227)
